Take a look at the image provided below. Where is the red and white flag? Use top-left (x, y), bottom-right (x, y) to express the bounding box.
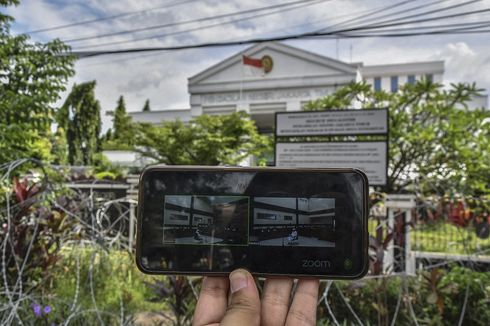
top-left (241, 55), bottom-right (273, 77)
top-left (242, 55), bottom-right (263, 68)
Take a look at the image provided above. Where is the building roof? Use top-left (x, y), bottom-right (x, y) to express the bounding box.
top-left (188, 42), bottom-right (364, 94)
top-left (362, 60), bottom-right (444, 77)
top-left (128, 108), bottom-right (191, 123)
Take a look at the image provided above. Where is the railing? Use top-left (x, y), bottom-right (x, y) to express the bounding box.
top-left (411, 221), bottom-right (490, 255)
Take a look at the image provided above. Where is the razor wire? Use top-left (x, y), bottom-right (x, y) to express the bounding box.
top-left (0, 159), bottom-right (138, 325)
top-left (1, 159), bottom-right (489, 325)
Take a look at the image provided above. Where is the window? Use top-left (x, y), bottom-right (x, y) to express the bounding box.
top-left (425, 74), bottom-right (433, 82)
top-left (374, 77), bottom-right (381, 91)
top-left (170, 214), bottom-right (188, 221)
top-left (284, 215), bottom-right (293, 221)
top-left (407, 75), bottom-right (416, 85)
top-left (390, 76), bottom-right (398, 92)
top-left (257, 212), bottom-right (277, 220)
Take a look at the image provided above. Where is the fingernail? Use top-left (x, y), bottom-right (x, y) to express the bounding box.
top-left (230, 270), bottom-right (248, 293)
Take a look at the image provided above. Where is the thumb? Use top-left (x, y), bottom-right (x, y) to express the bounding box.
top-left (220, 269), bottom-right (260, 326)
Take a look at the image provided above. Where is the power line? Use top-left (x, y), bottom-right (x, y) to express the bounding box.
top-left (74, 21), bottom-right (490, 68)
top-left (316, 0), bottom-right (423, 32)
top-left (316, 0), bottom-right (483, 33)
top-left (77, 19), bottom-right (490, 68)
top-left (323, 21), bottom-right (490, 38)
top-left (26, 0), bottom-right (199, 34)
top-left (69, 20), bottom-right (490, 59)
top-left (362, 0), bottom-right (482, 29)
top-left (338, 20), bottom-right (490, 35)
top-left (71, 0), bottom-right (327, 50)
top-left (326, 27), bottom-right (490, 39)
top-left (71, 0), bottom-right (483, 52)
top-left (329, 3), bottom-right (490, 35)
top-left (67, 4), bottom-right (490, 58)
top-left (70, 0), bottom-right (410, 49)
top-left (63, 0), bottom-right (320, 44)
top-left (317, 0), bottom-right (452, 32)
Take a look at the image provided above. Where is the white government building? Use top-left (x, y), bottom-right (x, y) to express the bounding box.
top-left (105, 42), bottom-right (487, 165)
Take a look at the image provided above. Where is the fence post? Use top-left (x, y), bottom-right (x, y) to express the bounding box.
top-left (129, 202), bottom-right (136, 251)
top-left (384, 207), bottom-right (395, 273)
top-left (385, 194), bottom-right (416, 275)
top-left (405, 207), bottom-right (415, 275)
top-left (126, 174), bottom-right (140, 251)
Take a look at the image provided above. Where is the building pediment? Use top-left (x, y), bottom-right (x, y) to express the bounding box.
top-left (188, 42), bottom-right (359, 92)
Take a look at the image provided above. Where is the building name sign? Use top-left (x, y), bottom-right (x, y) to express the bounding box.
top-left (276, 109), bottom-right (388, 136)
top-left (276, 142), bottom-right (388, 185)
top-left (202, 88), bottom-right (331, 104)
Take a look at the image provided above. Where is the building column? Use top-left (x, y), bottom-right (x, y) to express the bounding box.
top-left (287, 101), bottom-right (301, 112)
top-left (237, 103), bottom-right (250, 114)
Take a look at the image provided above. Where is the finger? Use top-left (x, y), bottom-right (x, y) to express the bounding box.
top-left (193, 276), bottom-right (229, 326)
top-left (286, 278), bottom-right (319, 326)
top-left (220, 269), bottom-right (261, 326)
top-left (261, 277), bottom-right (294, 326)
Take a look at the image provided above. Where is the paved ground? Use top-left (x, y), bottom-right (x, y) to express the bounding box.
top-left (174, 235), bottom-right (223, 244)
top-left (256, 236), bottom-right (335, 247)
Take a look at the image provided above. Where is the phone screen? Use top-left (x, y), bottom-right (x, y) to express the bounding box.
top-left (137, 167), bottom-right (368, 279)
top-left (162, 195), bottom-right (336, 248)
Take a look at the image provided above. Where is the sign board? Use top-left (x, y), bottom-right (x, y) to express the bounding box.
top-left (275, 142), bottom-right (387, 185)
top-left (276, 108), bottom-right (388, 136)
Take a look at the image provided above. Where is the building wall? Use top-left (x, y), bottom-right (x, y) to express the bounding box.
top-left (128, 44), bottom-right (461, 132)
top-left (253, 207), bottom-right (295, 225)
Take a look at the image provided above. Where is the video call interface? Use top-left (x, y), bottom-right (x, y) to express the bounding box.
top-left (163, 196), bottom-right (336, 247)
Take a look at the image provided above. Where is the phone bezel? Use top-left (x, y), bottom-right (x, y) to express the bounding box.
top-left (135, 166), bottom-right (369, 279)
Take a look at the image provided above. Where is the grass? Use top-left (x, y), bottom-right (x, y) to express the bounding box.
top-left (46, 247), bottom-right (171, 325)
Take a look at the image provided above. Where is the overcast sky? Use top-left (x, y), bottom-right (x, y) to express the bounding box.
top-left (5, 0), bottom-right (490, 131)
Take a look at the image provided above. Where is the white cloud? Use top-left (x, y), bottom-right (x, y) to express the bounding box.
top-left (431, 42), bottom-right (490, 89)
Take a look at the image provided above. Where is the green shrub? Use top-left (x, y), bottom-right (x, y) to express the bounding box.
top-left (318, 267), bottom-right (490, 325)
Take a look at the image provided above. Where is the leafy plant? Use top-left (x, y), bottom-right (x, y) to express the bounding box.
top-left (0, 1), bottom-right (75, 165)
top-left (102, 95), bottom-right (135, 151)
top-left (145, 276), bottom-right (198, 326)
top-left (304, 81), bottom-right (489, 195)
top-left (57, 81), bottom-right (102, 166)
top-left (0, 175), bottom-right (80, 302)
top-left (134, 111), bottom-right (270, 165)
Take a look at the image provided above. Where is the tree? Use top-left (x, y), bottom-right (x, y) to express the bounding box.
top-left (134, 111), bottom-right (270, 165)
top-left (142, 99), bottom-right (151, 112)
top-left (303, 81), bottom-right (489, 195)
top-left (58, 81), bottom-right (102, 165)
top-left (50, 127), bottom-right (68, 165)
top-left (112, 95), bottom-right (133, 141)
top-left (0, 0), bottom-right (75, 164)
top-left (102, 95), bottom-right (134, 150)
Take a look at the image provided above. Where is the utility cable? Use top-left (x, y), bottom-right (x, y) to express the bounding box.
top-left (316, 0), bottom-right (423, 32)
top-left (71, 0), bottom-right (327, 50)
top-left (63, 0), bottom-right (320, 44)
top-left (71, 0), bottom-right (482, 51)
top-left (76, 20), bottom-right (490, 68)
top-left (318, 0), bottom-right (453, 32)
top-left (315, 0), bottom-right (482, 33)
top-left (26, 0), bottom-right (199, 34)
top-left (68, 6), bottom-right (490, 58)
top-left (329, 20), bottom-right (490, 36)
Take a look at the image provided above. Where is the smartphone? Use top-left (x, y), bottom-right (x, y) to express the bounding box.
top-left (136, 166), bottom-right (369, 279)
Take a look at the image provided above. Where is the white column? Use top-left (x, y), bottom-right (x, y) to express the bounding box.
top-left (287, 100), bottom-right (301, 112)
